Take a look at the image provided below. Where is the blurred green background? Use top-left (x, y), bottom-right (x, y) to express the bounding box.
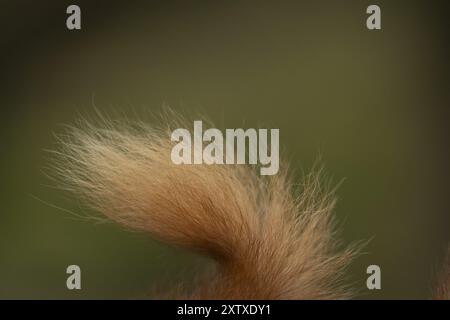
top-left (0, 0), bottom-right (448, 299)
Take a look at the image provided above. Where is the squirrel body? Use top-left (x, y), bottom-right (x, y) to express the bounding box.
top-left (52, 115), bottom-right (448, 299)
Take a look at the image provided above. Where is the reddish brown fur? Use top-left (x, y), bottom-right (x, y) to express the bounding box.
top-left (52, 115), bottom-right (363, 299)
top-left (433, 247), bottom-right (450, 300)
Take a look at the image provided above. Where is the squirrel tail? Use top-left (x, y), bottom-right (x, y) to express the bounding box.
top-left (52, 115), bottom-right (360, 299)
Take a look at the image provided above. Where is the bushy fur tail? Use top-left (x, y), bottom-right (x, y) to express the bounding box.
top-left (52, 115), bottom-right (360, 299)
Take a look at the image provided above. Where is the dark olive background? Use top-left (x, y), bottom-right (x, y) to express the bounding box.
top-left (0, 0), bottom-right (448, 299)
